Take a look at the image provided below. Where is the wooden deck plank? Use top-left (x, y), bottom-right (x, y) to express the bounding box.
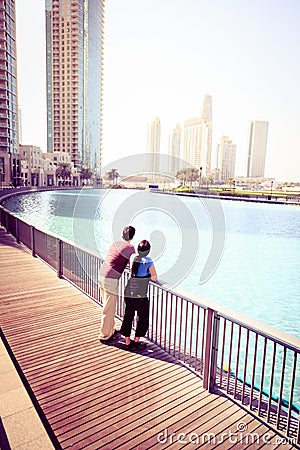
top-left (58, 377), bottom-right (205, 444)
top-left (100, 396), bottom-right (232, 450)
top-left (37, 351), bottom-right (182, 406)
top-left (50, 369), bottom-right (196, 430)
top-left (44, 358), bottom-right (186, 418)
top-left (0, 227), bottom-right (296, 450)
top-left (149, 404), bottom-right (247, 450)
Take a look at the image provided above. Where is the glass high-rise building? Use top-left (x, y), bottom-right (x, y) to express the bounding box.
top-left (247, 120), bottom-right (269, 178)
top-left (45, 0), bottom-right (104, 176)
top-left (0, 0), bottom-right (20, 187)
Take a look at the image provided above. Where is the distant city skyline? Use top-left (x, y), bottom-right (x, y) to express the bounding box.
top-left (15, 0), bottom-right (300, 181)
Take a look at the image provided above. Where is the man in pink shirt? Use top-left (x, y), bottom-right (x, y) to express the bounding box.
top-left (99, 225), bottom-right (136, 343)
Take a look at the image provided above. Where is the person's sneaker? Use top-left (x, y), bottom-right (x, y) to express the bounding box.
top-left (124, 340), bottom-right (135, 350)
top-left (113, 329), bottom-right (121, 338)
top-left (132, 341), bottom-right (147, 351)
top-left (100, 332), bottom-right (118, 344)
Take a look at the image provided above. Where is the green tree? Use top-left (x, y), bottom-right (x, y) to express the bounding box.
top-left (106, 168), bottom-right (120, 186)
top-left (80, 167), bottom-right (93, 185)
top-left (187, 168), bottom-right (199, 187)
top-left (56, 163), bottom-right (71, 185)
top-left (176, 168), bottom-right (199, 188)
top-left (176, 168), bottom-right (189, 186)
top-left (226, 177), bottom-right (234, 187)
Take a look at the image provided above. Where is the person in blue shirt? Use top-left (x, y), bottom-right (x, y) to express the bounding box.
top-left (120, 239), bottom-right (157, 351)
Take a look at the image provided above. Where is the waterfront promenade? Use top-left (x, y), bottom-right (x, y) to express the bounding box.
top-left (0, 226), bottom-right (297, 449)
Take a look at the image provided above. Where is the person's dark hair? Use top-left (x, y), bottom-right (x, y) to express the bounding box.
top-left (131, 240), bottom-right (151, 277)
top-left (122, 225), bottom-right (135, 241)
top-left (137, 239), bottom-right (151, 256)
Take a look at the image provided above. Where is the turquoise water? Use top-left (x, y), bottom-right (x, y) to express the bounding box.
top-left (3, 189), bottom-right (300, 339)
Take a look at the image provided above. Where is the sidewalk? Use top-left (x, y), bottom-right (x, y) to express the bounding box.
top-left (0, 225), bottom-right (54, 449)
top-left (0, 337), bottom-right (54, 450)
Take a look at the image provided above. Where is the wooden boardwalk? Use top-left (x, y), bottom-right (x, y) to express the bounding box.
top-left (0, 227), bottom-right (296, 449)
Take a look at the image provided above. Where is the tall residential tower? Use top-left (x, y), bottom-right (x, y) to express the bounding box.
top-left (0, 0), bottom-right (20, 187)
top-left (45, 0), bottom-right (104, 176)
top-left (168, 123), bottom-right (181, 175)
top-left (183, 95), bottom-right (212, 176)
top-left (183, 117), bottom-right (202, 169)
top-left (217, 136), bottom-right (236, 182)
top-left (247, 120), bottom-right (269, 178)
top-left (146, 116), bottom-right (161, 178)
top-left (201, 95), bottom-right (212, 174)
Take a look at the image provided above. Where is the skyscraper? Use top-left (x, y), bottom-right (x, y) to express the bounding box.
top-left (201, 95), bottom-right (212, 174)
top-left (168, 123), bottom-right (181, 175)
top-left (247, 121), bottom-right (269, 178)
top-left (217, 136), bottom-right (236, 182)
top-left (146, 116), bottom-right (161, 178)
top-left (0, 0), bottom-right (20, 187)
top-left (183, 117), bottom-right (201, 169)
top-left (45, 0), bottom-right (104, 176)
top-left (183, 95), bottom-right (212, 175)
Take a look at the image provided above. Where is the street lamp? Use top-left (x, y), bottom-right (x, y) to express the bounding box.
top-left (270, 180), bottom-right (274, 200)
top-left (199, 166), bottom-right (202, 191)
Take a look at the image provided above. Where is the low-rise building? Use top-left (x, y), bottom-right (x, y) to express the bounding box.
top-left (19, 145), bottom-right (45, 186)
top-left (19, 146), bottom-right (80, 187)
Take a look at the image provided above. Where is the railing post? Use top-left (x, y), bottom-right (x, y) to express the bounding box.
top-left (209, 311), bottom-right (220, 392)
top-left (5, 211), bottom-right (9, 232)
top-left (203, 308), bottom-right (220, 391)
top-left (203, 307), bottom-right (214, 390)
top-left (57, 239), bottom-right (63, 278)
top-left (31, 226), bottom-right (36, 257)
top-left (15, 218), bottom-right (20, 243)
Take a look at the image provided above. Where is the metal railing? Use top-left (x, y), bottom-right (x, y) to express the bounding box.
top-left (0, 203), bottom-right (299, 446)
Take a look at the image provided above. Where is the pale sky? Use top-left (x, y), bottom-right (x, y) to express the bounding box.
top-left (16, 0), bottom-right (300, 181)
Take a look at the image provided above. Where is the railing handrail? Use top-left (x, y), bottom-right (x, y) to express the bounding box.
top-left (173, 286), bottom-right (300, 351)
top-left (0, 204), bottom-right (103, 260)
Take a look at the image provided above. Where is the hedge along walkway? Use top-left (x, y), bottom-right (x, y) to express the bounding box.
top-left (0, 227), bottom-right (295, 449)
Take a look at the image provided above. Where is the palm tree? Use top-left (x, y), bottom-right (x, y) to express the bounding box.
top-left (176, 168), bottom-right (189, 186)
top-left (106, 168), bottom-right (120, 186)
top-left (56, 163), bottom-right (71, 186)
top-left (226, 177), bottom-right (234, 187)
top-left (176, 168), bottom-right (199, 188)
top-left (80, 167), bottom-right (93, 185)
top-left (187, 168), bottom-right (198, 188)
